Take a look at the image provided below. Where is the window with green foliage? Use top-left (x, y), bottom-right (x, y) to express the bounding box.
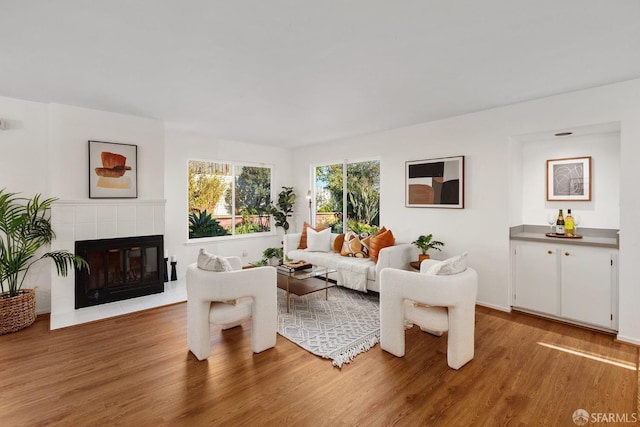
top-left (188, 160), bottom-right (272, 239)
top-left (314, 160), bottom-right (380, 233)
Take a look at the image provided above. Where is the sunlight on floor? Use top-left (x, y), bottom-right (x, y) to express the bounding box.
top-left (538, 342), bottom-right (637, 371)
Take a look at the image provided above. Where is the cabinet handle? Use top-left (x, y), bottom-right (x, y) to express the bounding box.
top-left (547, 250), bottom-right (553, 254)
top-left (565, 252), bottom-right (570, 256)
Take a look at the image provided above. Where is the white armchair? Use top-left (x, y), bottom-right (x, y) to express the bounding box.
top-left (379, 259), bottom-right (478, 369)
top-left (186, 256), bottom-right (277, 361)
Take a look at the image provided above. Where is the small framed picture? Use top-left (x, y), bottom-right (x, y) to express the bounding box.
top-left (406, 156), bottom-right (464, 208)
top-left (88, 140), bottom-right (137, 198)
top-left (546, 156), bottom-right (591, 201)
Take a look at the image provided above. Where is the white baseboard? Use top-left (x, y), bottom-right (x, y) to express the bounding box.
top-left (614, 334), bottom-right (640, 346)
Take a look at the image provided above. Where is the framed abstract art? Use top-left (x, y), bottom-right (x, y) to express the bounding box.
top-left (88, 140), bottom-right (138, 198)
top-left (546, 156), bottom-right (591, 201)
top-left (405, 156), bottom-right (464, 208)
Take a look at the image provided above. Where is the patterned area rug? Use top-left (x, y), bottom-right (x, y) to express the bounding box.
top-left (277, 284), bottom-right (380, 368)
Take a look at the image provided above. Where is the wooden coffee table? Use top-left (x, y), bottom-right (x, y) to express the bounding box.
top-left (276, 265), bottom-right (337, 312)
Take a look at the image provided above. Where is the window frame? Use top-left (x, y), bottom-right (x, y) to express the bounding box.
top-left (311, 157), bottom-right (381, 232)
top-left (187, 158), bottom-right (275, 243)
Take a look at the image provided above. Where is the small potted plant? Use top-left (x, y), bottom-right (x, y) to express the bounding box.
top-left (412, 234), bottom-right (444, 263)
top-left (262, 247), bottom-right (283, 266)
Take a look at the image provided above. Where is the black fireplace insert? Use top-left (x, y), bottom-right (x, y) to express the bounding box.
top-left (75, 235), bottom-right (164, 309)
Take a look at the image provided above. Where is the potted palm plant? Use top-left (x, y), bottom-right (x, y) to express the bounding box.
top-left (412, 234), bottom-right (445, 263)
top-left (0, 189), bottom-right (89, 334)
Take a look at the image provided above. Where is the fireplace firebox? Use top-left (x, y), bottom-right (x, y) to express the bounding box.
top-left (75, 235), bottom-right (164, 309)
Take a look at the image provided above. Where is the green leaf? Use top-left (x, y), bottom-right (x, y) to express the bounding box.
top-left (0, 189), bottom-right (89, 297)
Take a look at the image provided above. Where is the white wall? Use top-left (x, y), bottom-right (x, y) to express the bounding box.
top-left (517, 129), bottom-right (620, 228)
top-left (0, 96), bottom-right (50, 195)
top-left (0, 98), bottom-right (165, 313)
top-left (3, 79), bottom-right (640, 343)
top-left (0, 97), bottom-right (164, 200)
top-left (0, 97), bottom-right (51, 312)
top-left (291, 78), bottom-right (640, 343)
top-left (0, 96), bottom-right (295, 315)
top-left (291, 115), bottom-right (512, 311)
top-left (48, 103), bottom-right (164, 200)
top-left (164, 131), bottom-right (294, 276)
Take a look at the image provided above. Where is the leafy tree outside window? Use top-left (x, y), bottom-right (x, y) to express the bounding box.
top-left (314, 160), bottom-right (380, 233)
top-left (234, 165), bottom-right (272, 234)
top-left (188, 160), bottom-right (272, 239)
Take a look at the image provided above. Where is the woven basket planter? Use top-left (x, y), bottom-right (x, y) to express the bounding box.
top-left (0, 288), bottom-right (36, 335)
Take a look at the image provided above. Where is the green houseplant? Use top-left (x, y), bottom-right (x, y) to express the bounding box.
top-left (0, 189), bottom-right (89, 334)
top-left (262, 247), bottom-right (283, 266)
top-left (412, 234), bottom-right (445, 262)
top-left (270, 186), bottom-right (296, 234)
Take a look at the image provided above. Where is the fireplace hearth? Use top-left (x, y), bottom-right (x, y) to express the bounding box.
top-left (75, 235), bottom-right (164, 309)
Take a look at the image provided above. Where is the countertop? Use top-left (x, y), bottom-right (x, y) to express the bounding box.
top-left (510, 225), bottom-right (619, 249)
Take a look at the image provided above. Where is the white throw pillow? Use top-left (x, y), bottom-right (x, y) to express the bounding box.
top-left (197, 248), bottom-right (233, 272)
top-left (425, 252), bottom-right (468, 276)
top-left (306, 227), bottom-right (332, 252)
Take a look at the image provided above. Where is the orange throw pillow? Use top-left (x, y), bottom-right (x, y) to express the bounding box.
top-left (368, 227), bottom-right (386, 261)
top-left (298, 222), bottom-right (329, 249)
top-left (370, 228), bottom-right (395, 262)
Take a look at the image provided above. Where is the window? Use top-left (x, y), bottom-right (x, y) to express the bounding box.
top-left (188, 160), bottom-right (272, 239)
top-left (314, 160), bottom-right (380, 233)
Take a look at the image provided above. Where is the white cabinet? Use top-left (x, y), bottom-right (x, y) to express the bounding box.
top-left (513, 242), bottom-right (559, 315)
top-left (512, 240), bottom-right (617, 331)
top-left (560, 245), bottom-right (616, 328)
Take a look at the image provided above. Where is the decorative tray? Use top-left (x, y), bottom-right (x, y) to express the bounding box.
top-left (545, 233), bottom-right (583, 239)
top-left (281, 260), bottom-right (313, 271)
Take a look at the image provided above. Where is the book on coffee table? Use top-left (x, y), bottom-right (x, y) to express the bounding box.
top-left (279, 260), bottom-right (313, 272)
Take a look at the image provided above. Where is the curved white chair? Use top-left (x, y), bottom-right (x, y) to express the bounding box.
top-left (379, 260), bottom-right (478, 369)
top-left (186, 256), bottom-right (277, 361)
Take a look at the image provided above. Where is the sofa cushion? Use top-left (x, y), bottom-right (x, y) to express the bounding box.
top-left (197, 249), bottom-right (233, 272)
top-left (341, 231), bottom-right (370, 258)
top-left (197, 249), bottom-right (237, 304)
top-left (370, 227), bottom-right (395, 262)
top-left (306, 227), bottom-right (331, 252)
top-left (425, 252), bottom-right (468, 276)
top-left (298, 222), bottom-right (328, 249)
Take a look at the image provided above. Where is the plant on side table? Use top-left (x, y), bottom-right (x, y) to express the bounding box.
top-left (412, 234), bottom-right (445, 263)
top-left (0, 189), bottom-right (89, 334)
top-left (262, 247), bottom-right (283, 266)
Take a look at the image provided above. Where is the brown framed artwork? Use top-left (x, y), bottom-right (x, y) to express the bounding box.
top-left (405, 156), bottom-right (464, 208)
top-left (88, 140), bottom-right (138, 198)
top-left (546, 156), bottom-right (591, 201)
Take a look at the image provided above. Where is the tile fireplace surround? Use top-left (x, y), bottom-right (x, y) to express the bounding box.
top-left (49, 200), bottom-right (185, 330)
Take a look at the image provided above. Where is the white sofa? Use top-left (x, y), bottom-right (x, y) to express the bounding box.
top-left (283, 232), bottom-right (414, 292)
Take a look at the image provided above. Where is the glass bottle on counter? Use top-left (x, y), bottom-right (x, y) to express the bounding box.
top-left (565, 209), bottom-right (574, 237)
top-left (555, 209), bottom-right (565, 235)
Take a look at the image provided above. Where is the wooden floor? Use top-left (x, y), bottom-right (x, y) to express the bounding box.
top-left (1, 299), bottom-right (637, 426)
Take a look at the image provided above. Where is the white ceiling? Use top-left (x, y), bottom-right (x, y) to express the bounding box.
top-left (1, 1), bottom-right (640, 148)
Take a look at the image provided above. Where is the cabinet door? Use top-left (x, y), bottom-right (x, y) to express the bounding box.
top-left (513, 242), bottom-right (559, 315)
top-left (561, 246), bottom-right (614, 328)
